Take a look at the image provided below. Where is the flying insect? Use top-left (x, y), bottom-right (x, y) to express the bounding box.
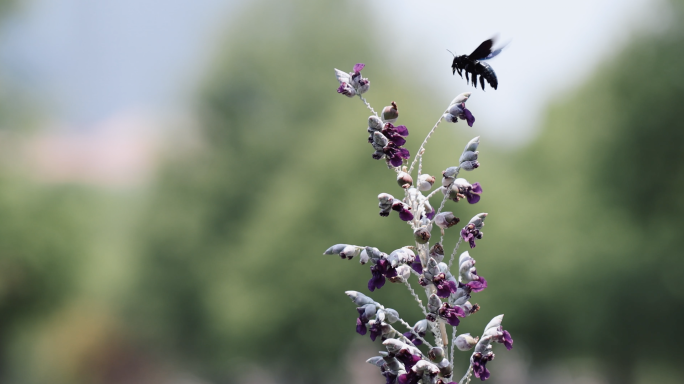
top-left (450, 38), bottom-right (506, 91)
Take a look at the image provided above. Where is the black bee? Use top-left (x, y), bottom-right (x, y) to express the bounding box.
top-left (450, 38), bottom-right (506, 91)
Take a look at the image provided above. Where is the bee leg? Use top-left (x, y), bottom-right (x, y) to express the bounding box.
top-left (479, 75), bottom-right (485, 90)
top-left (472, 73), bottom-right (478, 87)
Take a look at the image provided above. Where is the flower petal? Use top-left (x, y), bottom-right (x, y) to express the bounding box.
top-left (353, 63), bottom-right (365, 72)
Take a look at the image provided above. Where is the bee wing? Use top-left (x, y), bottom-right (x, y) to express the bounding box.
top-left (480, 41), bottom-right (509, 61)
top-left (467, 38), bottom-right (495, 60)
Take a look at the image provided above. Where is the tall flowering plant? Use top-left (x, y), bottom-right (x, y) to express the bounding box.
top-left (326, 63), bottom-right (513, 383)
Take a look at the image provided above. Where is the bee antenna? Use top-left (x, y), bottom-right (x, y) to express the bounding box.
top-left (446, 49), bottom-right (456, 57)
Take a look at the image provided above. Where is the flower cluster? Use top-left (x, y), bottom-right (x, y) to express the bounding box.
top-left (326, 62), bottom-right (513, 383)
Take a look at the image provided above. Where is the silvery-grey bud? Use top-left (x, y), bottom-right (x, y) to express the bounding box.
top-left (484, 314), bottom-right (504, 333)
top-left (443, 167), bottom-right (460, 179)
top-left (397, 171), bottom-right (413, 189)
top-left (417, 174), bottom-right (436, 191)
top-left (367, 356), bottom-right (385, 367)
top-left (425, 258), bottom-right (440, 281)
top-left (323, 244), bottom-right (348, 255)
top-left (455, 333), bottom-right (479, 351)
top-left (340, 244), bottom-right (360, 260)
top-left (428, 347), bottom-right (445, 362)
top-left (368, 116), bottom-right (383, 132)
top-left (460, 160), bottom-right (479, 171)
top-left (359, 249), bottom-right (370, 265)
top-left (468, 213), bottom-right (488, 230)
top-left (360, 304), bottom-right (377, 320)
top-left (434, 212), bottom-right (460, 230)
top-left (429, 243), bottom-right (444, 264)
top-left (381, 101), bottom-right (399, 124)
top-left (413, 319), bottom-right (429, 334)
top-left (414, 227), bottom-right (431, 244)
top-left (414, 360), bottom-right (440, 375)
top-left (463, 136), bottom-right (480, 153)
top-left (459, 150), bottom-right (479, 163)
top-left (448, 92), bottom-right (471, 107)
top-left (345, 291), bottom-right (375, 306)
top-left (384, 308), bottom-right (400, 323)
top-left (438, 359), bottom-right (453, 377)
top-left (373, 131), bottom-right (389, 149)
top-left (382, 338), bottom-right (407, 354)
top-left (427, 294), bottom-right (442, 313)
top-left (390, 265), bottom-right (411, 283)
top-left (365, 246), bottom-right (385, 262)
top-left (449, 286), bottom-right (470, 306)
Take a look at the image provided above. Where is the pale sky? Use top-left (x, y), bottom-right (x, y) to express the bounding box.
top-left (0, 0), bottom-right (665, 148)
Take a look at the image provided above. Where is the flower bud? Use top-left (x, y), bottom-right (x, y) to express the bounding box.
top-left (429, 243), bottom-right (445, 264)
top-left (463, 136), bottom-right (480, 153)
top-left (323, 244), bottom-right (348, 255)
top-left (438, 359), bottom-right (453, 377)
top-left (359, 248), bottom-right (370, 265)
top-left (468, 213), bottom-right (488, 230)
top-left (373, 131), bottom-right (389, 149)
top-left (367, 356), bottom-right (385, 367)
top-left (382, 339), bottom-right (407, 354)
top-left (455, 333), bottom-right (479, 351)
top-left (427, 293), bottom-right (442, 314)
top-left (459, 150), bottom-right (479, 163)
top-left (434, 212), bottom-right (461, 230)
top-left (384, 308), bottom-right (400, 323)
top-left (389, 264), bottom-right (411, 283)
top-left (397, 171), bottom-right (413, 189)
top-left (340, 244), bottom-right (359, 260)
top-left (368, 116), bottom-right (383, 132)
top-left (460, 160), bottom-right (480, 171)
top-left (345, 291), bottom-right (375, 306)
top-left (443, 167), bottom-right (460, 179)
top-left (381, 101), bottom-right (399, 124)
top-left (449, 92), bottom-right (471, 106)
top-left (428, 347), bottom-right (445, 362)
top-left (413, 227), bottom-right (431, 244)
top-left (417, 174), bottom-right (435, 191)
top-left (484, 314), bottom-right (504, 333)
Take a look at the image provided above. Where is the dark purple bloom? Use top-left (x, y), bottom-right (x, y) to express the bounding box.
top-left (425, 207), bottom-right (436, 220)
top-left (434, 274), bottom-right (458, 298)
top-left (472, 352), bottom-right (494, 381)
top-left (356, 317), bottom-right (367, 335)
top-left (397, 370), bottom-right (420, 384)
top-left (461, 223), bottom-right (484, 248)
top-left (382, 123), bottom-right (410, 146)
top-left (466, 275), bottom-right (487, 293)
top-left (402, 331), bottom-right (423, 346)
top-left (369, 321), bottom-right (382, 341)
top-left (368, 259), bottom-right (398, 292)
top-left (494, 328), bottom-right (513, 350)
top-left (368, 265), bottom-right (386, 291)
top-left (410, 260), bottom-right (423, 274)
top-left (337, 82), bottom-right (355, 97)
top-left (462, 108), bottom-right (475, 127)
top-left (382, 371), bottom-right (397, 384)
top-left (391, 200), bottom-right (414, 221)
top-left (384, 143), bottom-right (411, 167)
top-left (396, 351), bottom-right (422, 371)
top-left (465, 182), bottom-right (482, 204)
top-left (439, 303), bottom-right (466, 326)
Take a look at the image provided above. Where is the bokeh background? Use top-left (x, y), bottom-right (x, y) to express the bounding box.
top-left (0, 0), bottom-right (682, 383)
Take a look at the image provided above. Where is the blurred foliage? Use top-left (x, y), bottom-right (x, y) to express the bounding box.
top-left (127, 0), bottom-right (684, 384)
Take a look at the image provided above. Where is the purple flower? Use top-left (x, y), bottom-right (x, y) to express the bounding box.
top-left (397, 370), bottom-right (420, 384)
top-left (402, 331), bottom-right (423, 346)
top-left (337, 82), bottom-right (356, 97)
top-left (493, 327), bottom-right (513, 350)
top-left (444, 179), bottom-right (482, 204)
top-left (382, 371), bottom-right (397, 384)
top-left (439, 303), bottom-right (466, 326)
top-left (369, 320), bottom-right (382, 341)
top-left (466, 275), bottom-right (488, 293)
top-left (396, 351), bottom-right (422, 371)
top-left (382, 123), bottom-right (410, 146)
top-left (384, 142), bottom-right (411, 167)
top-left (433, 274), bottom-right (458, 298)
top-left (465, 182), bottom-right (482, 204)
top-left (410, 260), bottom-right (423, 274)
top-left (368, 259), bottom-right (398, 292)
top-left (444, 93), bottom-right (476, 127)
top-left (472, 352), bottom-right (494, 381)
top-left (335, 64), bottom-right (369, 97)
top-left (461, 223), bottom-right (483, 248)
top-left (391, 200), bottom-right (414, 221)
top-left (356, 317), bottom-right (367, 335)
